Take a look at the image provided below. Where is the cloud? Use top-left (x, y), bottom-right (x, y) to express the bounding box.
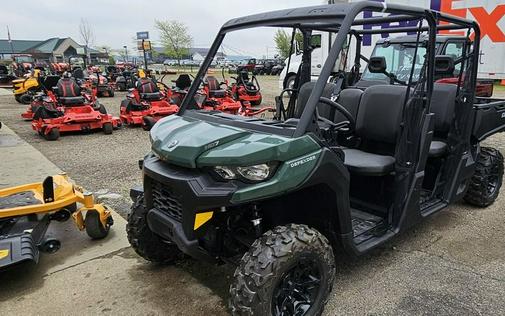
top-left (1, 0), bottom-right (324, 57)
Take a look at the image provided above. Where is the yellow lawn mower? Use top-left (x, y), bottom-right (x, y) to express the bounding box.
top-left (0, 174), bottom-right (114, 269)
top-left (12, 68), bottom-right (44, 104)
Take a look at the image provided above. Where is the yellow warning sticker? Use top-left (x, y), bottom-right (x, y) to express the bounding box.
top-left (0, 249), bottom-right (9, 260)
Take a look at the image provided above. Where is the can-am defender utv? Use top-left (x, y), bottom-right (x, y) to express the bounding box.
top-left (127, 2), bottom-right (505, 315)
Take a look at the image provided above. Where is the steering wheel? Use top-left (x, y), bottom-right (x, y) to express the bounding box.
top-left (318, 97), bottom-right (355, 133)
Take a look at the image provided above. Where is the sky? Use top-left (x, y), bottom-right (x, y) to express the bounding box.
top-left (0, 0), bottom-right (325, 58)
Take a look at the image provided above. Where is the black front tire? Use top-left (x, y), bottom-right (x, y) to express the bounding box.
top-left (464, 146), bottom-right (504, 207)
top-left (44, 128), bottom-right (60, 141)
top-left (103, 122), bottom-right (113, 135)
top-left (230, 224), bottom-right (336, 316)
top-left (85, 210), bottom-right (111, 239)
top-left (126, 195), bottom-right (183, 264)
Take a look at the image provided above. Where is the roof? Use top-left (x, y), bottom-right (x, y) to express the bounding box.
top-left (28, 38), bottom-right (66, 54)
top-left (0, 39), bottom-right (42, 54)
top-left (221, 1), bottom-right (476, 32)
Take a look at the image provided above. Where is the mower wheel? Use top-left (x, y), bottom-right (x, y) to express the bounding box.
top-left (14, 94), bottom-right (22, 103)
top-left (464, 146), bottom-right (504, 207)
top-left (85, 210), bottom-right (111, 239)
top-left (251, 95), bottom-right (262, 106)
top-left (108, 89), bottom-right (115, 97)
top-left (19, 93), bottom-right (33, 104)
top-left (142, 116), bottom-right (156, 131)
top-left (230, 224), bottom-right (335, 316)
top-left (127, 195), bottom-right (183, 264)
top-left (117, 83), bottom-right (126, 91)
top-left (103, 122), bottom-right (113, 135)
top-left (44, 128), bottom-right (60, 141)
top-left (41, 238), bottom-right (61, 254)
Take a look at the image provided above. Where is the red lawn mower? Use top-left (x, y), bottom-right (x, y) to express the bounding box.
top-left (31, 76), bottom-right (120, 141)
top-left (90, 72), bottom-right (115, 97)
top-left (21, 75), bottom-right (61, 120)
top-left (159, 73), bottom-right (193, 106)
top-left (200, 76), bottom-right (241, 114)
top-left (120, 77), bottom-right (179, 130)
top-left (230, 71), bottom-right (262, 106)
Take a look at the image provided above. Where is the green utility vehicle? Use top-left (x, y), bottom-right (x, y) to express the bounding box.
top-left (127, 2), bottom-right (505, 315)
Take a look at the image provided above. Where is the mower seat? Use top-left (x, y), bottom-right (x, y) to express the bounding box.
top-left (343, 85), bottom-right (408, 176)
top-left (140, 92), bottom-right (163, 101)
top-left (427, 83), bottom-right (458, 157)
top-left (206, 76), bottom-right (227, 98)
top-left (137, 78), bottom-right (160, 94)
top-left (174, 74), bottom-right (192, 90)
top-left (59, 96), bottom-right (86, 105)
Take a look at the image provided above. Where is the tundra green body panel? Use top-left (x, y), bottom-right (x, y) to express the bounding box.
top-left (151, 115), bottom-right (321, 170)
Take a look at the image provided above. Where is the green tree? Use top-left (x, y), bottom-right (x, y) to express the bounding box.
top-left (155, 20), bottom-right (193, 66)
top-left (274, 29), bottom-right (303, 60)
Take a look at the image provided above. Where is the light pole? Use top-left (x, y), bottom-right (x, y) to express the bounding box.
top-left (123, 45), bottom-right (128, 62)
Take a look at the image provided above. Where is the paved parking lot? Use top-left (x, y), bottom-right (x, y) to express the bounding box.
top-left (1, 82), bottom-right (505, 315)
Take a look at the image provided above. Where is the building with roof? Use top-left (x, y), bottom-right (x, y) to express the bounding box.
top-left (0, 37), bottom-right (108, 63)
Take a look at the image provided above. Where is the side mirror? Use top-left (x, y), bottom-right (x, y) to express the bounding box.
top-left (368, 56), bottom-right (387, 73)
top-left (434, 55), bottom-right (455, 75)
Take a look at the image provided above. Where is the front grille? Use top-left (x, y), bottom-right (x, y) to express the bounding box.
top-left (151, 181), bottom-right (183, 222)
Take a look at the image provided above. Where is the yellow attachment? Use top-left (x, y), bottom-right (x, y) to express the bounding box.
top-left (194, 211), bottom-right (213, 230)
top-left (0, 249), bottom-right (9, 260)
top-left (72, 211), bottom-right (85, 230)
top-left (138, 69), bottom-right (146, 78)
top-left (83, 192), bottom-right (94, 208)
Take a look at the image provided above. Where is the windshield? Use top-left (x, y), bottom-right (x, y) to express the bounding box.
top-left (361, 43), bottom-right (426, 83)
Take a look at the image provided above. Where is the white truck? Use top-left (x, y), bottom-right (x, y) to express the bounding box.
top-left (280, 0), bottom-right (505, 89)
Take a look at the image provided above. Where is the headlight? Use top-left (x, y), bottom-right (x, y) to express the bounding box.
top-left (212, 163), bottom-right (277, 183)
top-left (237, 164), bottom-right (271, 181)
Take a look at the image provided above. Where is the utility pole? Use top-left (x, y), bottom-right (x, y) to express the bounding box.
top-left (7, 26), bottom-right (14, 55)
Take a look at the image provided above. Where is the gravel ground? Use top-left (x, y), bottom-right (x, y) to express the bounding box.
top-left (1, 81), bottom-right (505, 315)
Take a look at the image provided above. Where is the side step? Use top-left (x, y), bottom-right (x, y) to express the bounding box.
top-left (351, 209), bottom-right (386, 245)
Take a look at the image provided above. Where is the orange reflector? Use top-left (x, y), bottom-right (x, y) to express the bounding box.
top-left (194, 211), bottom-right (213, 230)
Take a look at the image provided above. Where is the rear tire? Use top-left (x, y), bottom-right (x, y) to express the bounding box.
top-left (85, 210), bottom-right (111, 239)
top-left (251, 95), bottom-right (262, 106)
top-left (19, 93), bottom-right (32, 104)
top-left (230, 224), bottom-right (335, 316)
top-left (142, 116), bottom-right (155, 131)
top-left (103, 122), bottom-right (113, 135)
top-left (44, 128), bottom-right (60, 141)
top-left (126, 195), bottom-right (183, 264)
top-left (464, 147), bottom-right (504, 207)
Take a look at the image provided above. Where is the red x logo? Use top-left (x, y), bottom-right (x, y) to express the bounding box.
top-left (469, 5), bottom-right (505, 42)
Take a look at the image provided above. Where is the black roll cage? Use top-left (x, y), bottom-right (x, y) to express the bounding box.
top-left (178, 1), bottom-right (480, 138)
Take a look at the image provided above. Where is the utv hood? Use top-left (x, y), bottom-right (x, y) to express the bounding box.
top-left (150, 115), bottom-right (320, 168)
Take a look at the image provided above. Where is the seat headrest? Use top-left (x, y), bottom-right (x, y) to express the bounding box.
top-left (431, 83), bottom-right (458, 134)
top-left (294, 81), bottom-right (338, 119)
top-left (356, 85), bottom-right (408, 145)
top-left (206, 76), bottom-right (221, 91)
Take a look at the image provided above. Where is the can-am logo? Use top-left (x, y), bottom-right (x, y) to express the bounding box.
top-left (362, 0), bottom-right (505, 45)
top-left (290, 155), bottom-right (316, 168)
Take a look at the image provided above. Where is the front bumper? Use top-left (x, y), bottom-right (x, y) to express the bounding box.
top-left (138, 153), bottom-right (239, 260)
